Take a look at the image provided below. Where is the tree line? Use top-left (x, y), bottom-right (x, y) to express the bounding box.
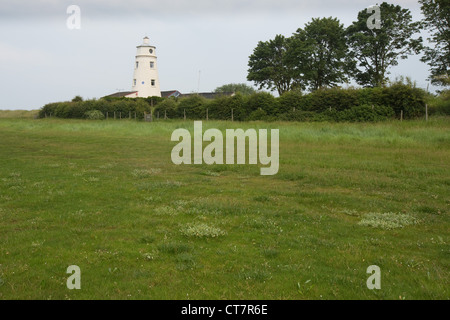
top-left (247, 1), bottom-right (449, 94)
top-left (39, 78), bottom-right (449, 122)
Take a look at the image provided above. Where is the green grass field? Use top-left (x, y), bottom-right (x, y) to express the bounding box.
top-left (0, 117), bottom-right (448, 300)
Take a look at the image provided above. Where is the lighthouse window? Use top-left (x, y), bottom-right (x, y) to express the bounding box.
top-left (136, 61), bottom-right (139, 69)
top-left (151, 79), bottom-right (155, 87)
top-left (133, 79), bottom-right (136, 86)
top-left (150, 61), bottom-right (154, 68)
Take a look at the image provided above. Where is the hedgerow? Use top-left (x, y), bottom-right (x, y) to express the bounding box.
top-left (38, 83), bottom-right (430, 122)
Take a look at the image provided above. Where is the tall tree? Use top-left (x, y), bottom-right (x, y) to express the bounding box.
top-left (291, 17), bottom-right (351, 91)
top-left (214, 83), bottom-right (256, 96)
top-left (419, 0), bottom-right (450, 86)
top-left (346, 2), bottom-right (422, 87)
top-left (247, 35), bottom-right (299, 95)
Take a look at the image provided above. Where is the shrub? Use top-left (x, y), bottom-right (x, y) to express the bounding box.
top-left (338, 105), bottom-right (394, 122)
top-left (245, 92), bottom-right (279, 117)
top-left (428, 90), bottom-right (450, 116)
top-left (84, 110), bottom-right (105, 120)
top-left (154, 98), bottom-right (178, 119)
top-left (207, 93), bottom-right (246, 121)
top-left (383, 82), bottom-right (427, 119)
top-left (278, 90), bottom-right (305, 113)
top-left (307, 87), bottom-right (358, 112)
top-left (247, 108), bottom-right (268, 121)
top-left (177, 95), bottom-right (207, 119)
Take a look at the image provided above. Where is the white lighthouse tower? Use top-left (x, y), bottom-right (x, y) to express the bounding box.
top-left (131, 37), bottom-right (161, 98)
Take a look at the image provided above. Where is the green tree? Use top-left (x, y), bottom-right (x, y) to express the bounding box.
top-left (292, 17), bottom-right (351, 91)
top-left (346, 2), bottom-right (422, 87)
top-left (419, 0), bottom-right (450, 86)
top-left (72, 95), bottom-right (83, 102)
top-left (214, 83), bottom-right (256, 96)
top-left (247, 35), bottom-right (299, 95)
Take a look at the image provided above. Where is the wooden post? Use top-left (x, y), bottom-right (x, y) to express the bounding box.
top-left (329, 106), bottom-right (332, 112)
top-left (106, 112), bottom-right (108, 120)
top-left (134, 112), bottom-right (136, 120)
top-left (425, 104), bottom-right (428, 121)
top-left (114, 112), bottom-right (116, 120)
top-left (164, 110), bottom-right (167, 120)
top-left (231, 109), bottom-right (234, 122)
top-left (184, 109), bottom-right (186, 121)
top-left (129, 111), bottom-right (131, 119)
top-left (206, 108), bottom-right (209, 121)
top-left (400, 110), bottom-right (403, 122)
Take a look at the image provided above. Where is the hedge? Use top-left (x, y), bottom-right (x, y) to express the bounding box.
top-left (38, 83), bottom-right (429, 122)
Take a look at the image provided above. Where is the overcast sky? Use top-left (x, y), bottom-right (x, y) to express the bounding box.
top-left (0, 0), bottom-right (436, 110)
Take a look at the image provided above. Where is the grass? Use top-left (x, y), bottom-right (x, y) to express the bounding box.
top-left (0, 110), bottom-right (39, 119)
top-left (0, 117), bottom-right (449, 300)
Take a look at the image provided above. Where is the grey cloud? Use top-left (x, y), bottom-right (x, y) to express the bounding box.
top-left (0, 0), bottom-right (421, 20)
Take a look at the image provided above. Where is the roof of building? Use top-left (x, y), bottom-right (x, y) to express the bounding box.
top-left (161, 90), bottom-right (182, 98)
top-left (179, 92), bottom-right (235, 99)
top-left (103, 91), bottom-right (138, 98)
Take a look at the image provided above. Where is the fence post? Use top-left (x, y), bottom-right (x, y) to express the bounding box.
top-left (184, 109), bottom-right (186, 121)
top-left (114, 112), bottom-right (116, 120)
top-left (231, 109), bottom-right (234, 122)
top-left (206, 108), bottom-right (209, 121)
top-left (106, 112), bottom-right (108, 120)
top-left (400, 110), bottom-right (403, 122)
top-left (129, 111), bottom-right (131, 119)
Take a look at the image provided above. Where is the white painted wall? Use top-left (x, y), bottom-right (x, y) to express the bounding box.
top-left (131, 37), bottom-right (161, 98)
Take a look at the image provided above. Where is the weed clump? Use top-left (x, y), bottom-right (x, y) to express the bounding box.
top-left (180, 223), bottom-right (226, 238)
top-left (358, 212), bottom-right (419, 230)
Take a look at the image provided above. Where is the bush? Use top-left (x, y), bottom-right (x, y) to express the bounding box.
top-left (84, 110), bottom-right (105, 120)
top-left (278, 90), bottom-right (305, 113)
top-left (428, 90), bottom-right (450, 116)
top-left (247, 108), bottom-right (268, 121)
top-left (338, 105), bottom-right (395, 122)
top-left (245, 92), bottom-right (279, 117)
top-left (383, 83), bottom-right (427, 119)
top-left (307, 87), bottom-right (358, 112)
top-left (177, 95), bottom-right (207, 119)
top-left (154, 98), bottom-right (178, 119)
top-left (207, 93), bottom-right (246, 121)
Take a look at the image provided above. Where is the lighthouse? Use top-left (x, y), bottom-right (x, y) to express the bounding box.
top-left (131, 37), bottom-right (161, 98)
